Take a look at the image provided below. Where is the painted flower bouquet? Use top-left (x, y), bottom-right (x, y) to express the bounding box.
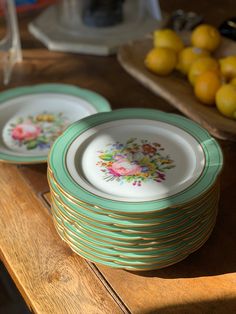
top-left (96, 138), bottom-right (175, 186)
top-left (9, 112), bottom-right (68, 150)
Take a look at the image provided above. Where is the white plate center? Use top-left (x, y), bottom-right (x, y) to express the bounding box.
top-left (66, 119), bottom-right (205, 202)
top-left (1, 93), bottom-right (97, 156)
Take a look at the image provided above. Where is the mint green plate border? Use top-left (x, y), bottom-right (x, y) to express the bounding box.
top-left (0, 83), bottom-right (111, 164)
top-left (53, 202), bottom-right (216, 260)
top-left (49, 108), bottom-right (223, 213)
top-left (49, 173), bottom-right (218, 232)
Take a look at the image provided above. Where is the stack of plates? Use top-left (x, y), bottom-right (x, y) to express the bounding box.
top-left (48, 108), bottom-right (223, 271)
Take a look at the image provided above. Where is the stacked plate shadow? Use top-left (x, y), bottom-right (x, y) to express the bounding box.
top-left (47, 108), bottom-right (223, 271)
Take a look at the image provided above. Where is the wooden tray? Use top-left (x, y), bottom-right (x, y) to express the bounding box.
top-left (118, 36), bottom-right (236, 141)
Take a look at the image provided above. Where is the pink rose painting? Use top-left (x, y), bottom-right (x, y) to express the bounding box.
top-left (109, 158), bottom-right (141, 176)
top-left (96, 138), bottom-right (175, 187)
top-left (8, 112), bottom-right (68, 150)
top-left (12, 123), bottom-right (41, 141)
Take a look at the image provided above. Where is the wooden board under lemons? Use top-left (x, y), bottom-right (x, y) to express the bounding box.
top-left (118, 34), bottom-right (236, 141)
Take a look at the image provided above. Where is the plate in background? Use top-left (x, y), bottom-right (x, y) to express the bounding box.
top-left (0, 83), bottom-right (111, 164)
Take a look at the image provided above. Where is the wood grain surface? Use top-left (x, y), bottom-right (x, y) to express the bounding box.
top-left (0, 164), bottom-right (123, 314)
top-left (118, 37), bottom-right (236, 141)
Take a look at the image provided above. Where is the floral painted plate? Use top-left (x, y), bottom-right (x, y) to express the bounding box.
top-left (49, 108), bottom-right (223, 213)
top-left (66, 119), bottom-right (204, 202)
top-left (0, 84), bottom-right (111, 164)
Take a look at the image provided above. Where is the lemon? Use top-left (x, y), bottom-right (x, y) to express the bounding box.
top-left (216, 84), bottom-right (236, 119)
top-left (188, 57), bottom-right (220, 85)
top-left (145, 47), bottom-right (177, 76)
top-left (230, 77), bottom-right (236, 86)
top-left (219, 56), bottom-right (236, 81)
top-left (194, 71), bottom-right (222, 105)
top-left (176, 46), bottom-right (209, 75)
top-left (191, 24), bottom-right (221, 52)
top-left (153, 29), bottom-right (184, 53)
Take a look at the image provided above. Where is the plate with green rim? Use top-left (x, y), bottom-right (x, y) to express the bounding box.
top-left (54, 210), bottom-right (216, 267)
top-left (51, 182), bottom-right (218, 243)
top-left (50, 181), bottom-right (219, 234)
top-left (0, 83), bottom-right (111, 164)
top-left (54, 220), bottom-right (191, 271)
top-left (49, 108), bottom-right (223, 213)
top-left (52, 198), bottom-right (217, 248)
top-left (48, 166), bottom-right (220, 225)
top-left (53, 201), bottom-right (217, 259)
top-left (53, 209), bottom-right (206, 252)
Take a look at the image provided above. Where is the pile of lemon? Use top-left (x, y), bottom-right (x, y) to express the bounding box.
top-left (145, 24), bottom-right (236, 120)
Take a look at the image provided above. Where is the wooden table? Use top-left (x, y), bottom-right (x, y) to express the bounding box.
top-left (0, 2), bottom-right (236, 313)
